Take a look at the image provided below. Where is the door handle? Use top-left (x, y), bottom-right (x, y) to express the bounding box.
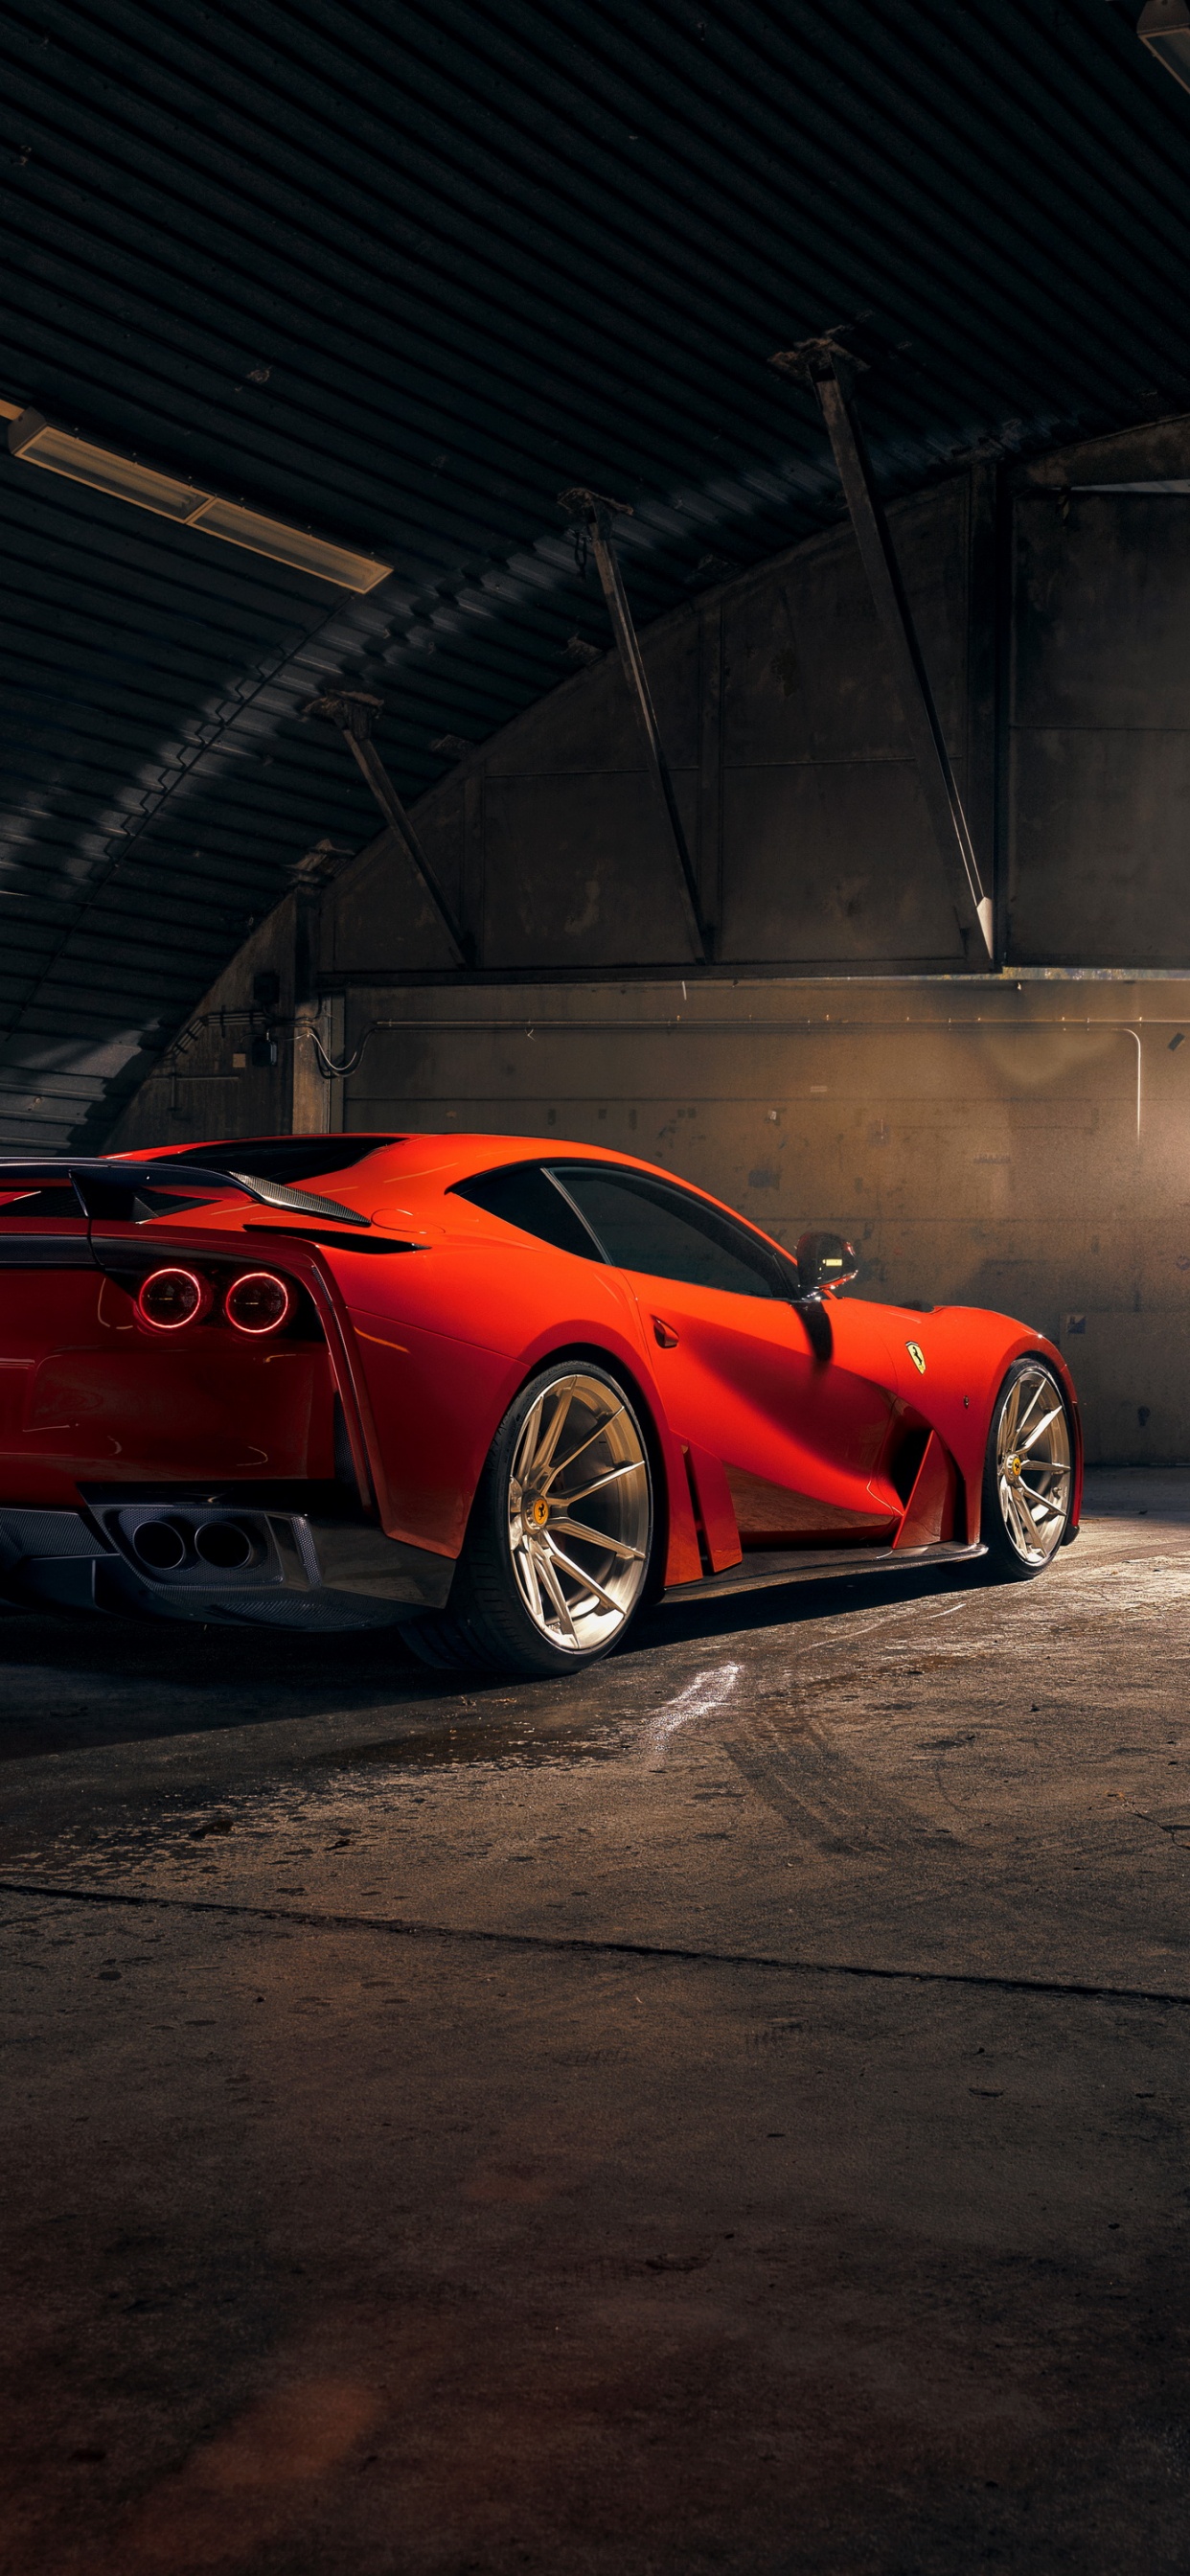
top-left (652, 1316), bottom-right (679, 1348)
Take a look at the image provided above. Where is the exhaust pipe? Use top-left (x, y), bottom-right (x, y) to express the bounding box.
top-left (131, 1518), bottom-right (189, 1572)
top-left (194, 1519), bottom-right (258, 1571)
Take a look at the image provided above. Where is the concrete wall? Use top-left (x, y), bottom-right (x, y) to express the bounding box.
top-left (109, 412), bottom-right (1190, 1462)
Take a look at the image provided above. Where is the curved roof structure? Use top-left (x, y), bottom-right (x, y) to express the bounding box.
top-left (2, 0), bottom-right (1187, 1145)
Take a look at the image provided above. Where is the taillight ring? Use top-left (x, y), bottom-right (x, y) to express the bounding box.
top-left (224, 1270), bottom-right (292, 1336)
top-left (136, 1266), bottom-right (211, 1332)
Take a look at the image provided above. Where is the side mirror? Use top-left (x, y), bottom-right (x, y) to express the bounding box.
top-left (794, 1230), bottom-right (859, 1296)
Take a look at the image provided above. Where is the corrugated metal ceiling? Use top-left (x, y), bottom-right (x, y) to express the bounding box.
top-left (0, 0), bottom-right (1185, 1144)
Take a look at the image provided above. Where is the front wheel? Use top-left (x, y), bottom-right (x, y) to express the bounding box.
top-left (981, 1358), bottom-right (1073, 1579)
top-left (400, 1363), bottom-right (655, 1676)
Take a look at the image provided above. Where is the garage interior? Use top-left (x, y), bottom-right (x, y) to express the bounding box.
top-left (6, 4), bottom-right (1190, 2569)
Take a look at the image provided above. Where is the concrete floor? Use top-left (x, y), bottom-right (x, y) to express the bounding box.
top-left (3, 1473), bottom-right (1190, 2576)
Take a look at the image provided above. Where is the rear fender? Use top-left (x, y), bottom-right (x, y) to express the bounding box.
top-left (447, 1333), bottom-right (702, 1591)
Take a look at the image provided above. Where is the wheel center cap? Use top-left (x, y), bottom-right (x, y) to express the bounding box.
top-left (1007, 1453), bottom-right (1022, 1481)
top-left (529, 1497), bottom-right (549, 1527)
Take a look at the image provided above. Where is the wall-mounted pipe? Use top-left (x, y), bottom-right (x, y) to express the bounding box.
top-left (311, 1014), bottom-right (1146, 1142)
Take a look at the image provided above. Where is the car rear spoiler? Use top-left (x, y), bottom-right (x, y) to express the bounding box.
top-left (0, 1159), bottom-right (373, 1228)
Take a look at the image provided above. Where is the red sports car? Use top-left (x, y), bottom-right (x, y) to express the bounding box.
top-left (0, 1133), bottom-right (1080, 1675)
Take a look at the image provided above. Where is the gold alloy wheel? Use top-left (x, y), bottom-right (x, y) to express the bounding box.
top-left (507, 1370), bottom-right (652, 1654)
top-left (995, 1364), bottom-right (1071, 1565)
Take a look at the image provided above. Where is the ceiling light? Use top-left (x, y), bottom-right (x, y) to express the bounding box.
top-left (6, 406), bottom-right (390, 592)
top-left (1138, 0), bottom-right (1190, 97)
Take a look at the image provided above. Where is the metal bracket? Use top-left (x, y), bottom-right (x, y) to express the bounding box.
top-left (305, 690), bottom-right (471, 966)
top-left (771, 336), bottom-right (994, 964)
top-left (558, 488), bottom-right (709, 962)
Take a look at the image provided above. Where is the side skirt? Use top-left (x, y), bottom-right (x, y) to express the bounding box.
top-left (662, 1538), bottom-right (987, 1606)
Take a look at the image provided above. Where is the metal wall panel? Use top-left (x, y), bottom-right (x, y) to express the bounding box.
top-left (1010, 424), bottom-right (1190, 966)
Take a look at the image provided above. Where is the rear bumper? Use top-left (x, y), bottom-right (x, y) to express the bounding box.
top-left (0, 1484), bottom-right (454, 1628)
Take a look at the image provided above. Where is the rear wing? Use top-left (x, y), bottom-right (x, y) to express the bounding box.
top-left (0, 1158), bottom-right (372, 1229)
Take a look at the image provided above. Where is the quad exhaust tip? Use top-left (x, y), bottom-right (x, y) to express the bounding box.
top-left (129, 1514), bottom-right (260, 1575)
top-left (130, 1517), bottom-right (189, 1571)
top-left (193, 1518), bottom-right (257, 1570)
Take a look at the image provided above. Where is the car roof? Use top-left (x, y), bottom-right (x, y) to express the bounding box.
top-left (116, 1132), bottom-right (788, 1250)
top-left (120, 1131), bottom-right (700, 1190)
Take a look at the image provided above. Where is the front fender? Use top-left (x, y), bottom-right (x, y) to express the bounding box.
top-left (871, 1303), bottom-right (1082, 1547)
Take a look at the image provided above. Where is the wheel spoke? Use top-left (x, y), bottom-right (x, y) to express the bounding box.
top-left (559, 1460), bottom-right (647, 1506)
top-left (514, 1392), bottom-right (545, 1484)
top-left (541, 1404), bottom-right (625, 1491)
top-left (999, 1473), bottom-right (1028, 1552)
top-left (1018, 1453), bottom-right (1069, 1483)
top-left (1018, 1475), bottom-right (1065, 1509)
top-left (999, 1380), bottom-right (1022, 1454)
top-left (1018, 1403), bottom-right (1064, 1456)
top-left (514, 1535), bottom-right (546, 1626)
top-left (547, 1513), bottom-right (646, 1560)
top-left (542, 1538), bottom-right (623, 1615)
top-left (533, 1543), bottom-right (580, 1643)
top-left (1012, 1376), bottom-right (1047, 1443)
top-left (526, 1381), bottom-right (577, 1484)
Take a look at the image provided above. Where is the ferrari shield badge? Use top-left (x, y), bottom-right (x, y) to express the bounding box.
top-left (905, 1341), bottom-right (927, 1376)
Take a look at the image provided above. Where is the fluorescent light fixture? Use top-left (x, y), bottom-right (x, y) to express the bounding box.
top-left (1138, 0), bottom-right (1190, 97)
top-left (6, 407), bottom-right (391, 592)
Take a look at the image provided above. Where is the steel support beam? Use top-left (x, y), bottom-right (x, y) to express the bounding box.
top-left (771, 340), bottom-right (994, 964)
top-left (559, 488), bottom-right (708, 962)
top-left (306, 690), bottom-right (471, 966)
top-left (289, 876), bottom-right (330, 1135)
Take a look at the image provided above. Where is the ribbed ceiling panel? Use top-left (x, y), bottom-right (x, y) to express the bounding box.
top-left (0, 0), bottom-right (1184, 1143)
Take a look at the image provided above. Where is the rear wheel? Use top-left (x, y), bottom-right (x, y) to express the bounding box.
top-left (400, 1363), bottom-right (654, 1677)
top-left (981, 1358), bottom-right (1073, 1579)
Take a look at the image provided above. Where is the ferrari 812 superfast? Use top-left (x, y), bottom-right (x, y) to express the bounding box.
top-left (0, 1133), bottom-right (1080, 1673)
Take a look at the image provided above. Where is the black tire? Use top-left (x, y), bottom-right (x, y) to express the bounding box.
top-left (399, 1360), bottom-right (655, 1678)
top-left (980, 1357), bottom-right (1074, 1581)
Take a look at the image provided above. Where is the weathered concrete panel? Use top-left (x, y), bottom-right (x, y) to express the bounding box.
top-left (1014, 490), bottom-right (1190, 730)
top-left (1009, 728), bottom-right (1190, 965)
top-left (480, 770), bottom-right (698, 967)
top-left (328, 799), bottom-right (466, 973)
top-left (720, 760), bottom-right (964, 962)
top-left (721, 486), bottom-right (970, 768)
top-left (485, 611), bottom-right (702, 776)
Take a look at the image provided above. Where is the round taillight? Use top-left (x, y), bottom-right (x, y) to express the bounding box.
top-left (136, 1267), bottom-right (209, 1331)
top-left (224, 1271), bottom-right (291, 1336)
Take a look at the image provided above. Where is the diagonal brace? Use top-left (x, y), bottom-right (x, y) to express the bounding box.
top-left (559, 488), bottom-right (708, 962)
top-left (306, 690), bottom-right (471, 965)
top-left (771, 339), bottom-right (994, 964)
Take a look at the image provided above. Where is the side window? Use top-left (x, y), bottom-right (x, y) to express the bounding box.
top-left (449, 1162), bottom-right (605, 1261)
top-left (555, 1166), bottom-right (788, 1298)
